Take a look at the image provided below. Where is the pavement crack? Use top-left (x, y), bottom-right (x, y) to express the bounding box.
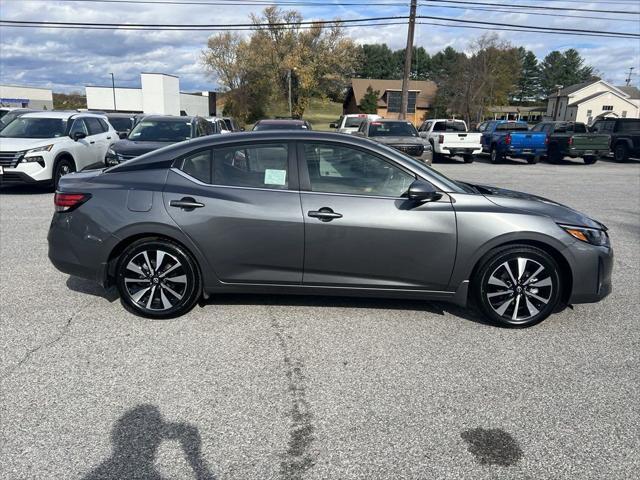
top-left (267, 307), bottom-right (316, 480)
top-left (1, 301), bottom-right (90, 380)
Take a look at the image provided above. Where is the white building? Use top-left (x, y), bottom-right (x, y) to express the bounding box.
top-left (546, 80), bottom-right (640, 124)
top-left (85, 73), bottom-right (216, 117)
top-left (0, 84), bottom-right (54, 110)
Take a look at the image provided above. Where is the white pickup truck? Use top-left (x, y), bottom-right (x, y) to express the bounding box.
top-left (418, 119), bottom-right (482, 163)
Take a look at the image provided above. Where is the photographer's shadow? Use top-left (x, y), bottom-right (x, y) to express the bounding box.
top-left (83, 404), bottom-right (215, 480)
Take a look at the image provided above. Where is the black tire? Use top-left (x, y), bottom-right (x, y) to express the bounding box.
top-left (548, 144), bottom-right (562, 164)
top-left (472, 245), bottom-right (562, 328)
top-left (527, 156), bottom-right (540, 164)
top-left (489, 145), bottom-right (502, 164)
top-left (463, 154), bottom-right (475, 164)
top-left (116, 238), bottom-right (201, 319)
top-left (583, 155), bottom-right (597, 165)
top-left (614, 143), bottom-right (629, 162)
top-left (53, 157), bottom-right (75, 190)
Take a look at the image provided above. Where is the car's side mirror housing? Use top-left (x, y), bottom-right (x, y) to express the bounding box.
top-left (118, 131), bottom-right (129, 139)
top-left (329, 122), bottom-right (337, 129)
top-left (419, 131), bottom-right (428, 139)
top-left (72, 131), bottom-right (87, 141)
top-left (407, 180), bottom-right (441, 203)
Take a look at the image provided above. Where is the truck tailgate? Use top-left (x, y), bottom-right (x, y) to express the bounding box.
top-left (571, 134), bottom-right (609, 151)
top-left (442, 132), bottom-right (482, 148)
top-left (510, 132), bottom-right (547, 149)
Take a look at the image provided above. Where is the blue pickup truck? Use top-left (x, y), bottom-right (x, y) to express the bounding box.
top-left (478, 120), bottom-right (548, 164)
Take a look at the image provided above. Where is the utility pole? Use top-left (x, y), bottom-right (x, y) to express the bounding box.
top-left (399, 0), bottom-right (417, 120)
top-left (288, 69), bottom-right (293, 118)
top-left (625, 67), bottom-right (634, 86)
top-left (110, 73), bottom-right (117, 111)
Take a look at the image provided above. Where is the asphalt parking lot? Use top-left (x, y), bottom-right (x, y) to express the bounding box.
top-left (1, 156), bottom-right (638, 480)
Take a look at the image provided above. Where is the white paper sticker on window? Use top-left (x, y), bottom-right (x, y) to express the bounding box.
top-left (264, 169), bottom-right (287, 186)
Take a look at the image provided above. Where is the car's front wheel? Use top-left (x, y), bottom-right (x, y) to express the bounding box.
top-left (116, 238), bottom-right (201, 319)
top-left (53, 158), bottom-right (75, 189)
top-left (473, 246), bottom-right (562, 327)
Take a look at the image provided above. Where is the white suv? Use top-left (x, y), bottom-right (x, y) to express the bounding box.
top-left (0, 111), bottom-right (117, 188)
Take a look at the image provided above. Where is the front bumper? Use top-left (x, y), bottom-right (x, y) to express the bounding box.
top-left (567, 243), bottom-right (613, 304)
top-left (0, 169), bottom-right (48, 185)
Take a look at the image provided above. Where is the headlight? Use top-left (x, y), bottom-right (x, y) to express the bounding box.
top-left (559, 224), bottom-right (610, 247)
top-left (25, 144), bottom-right (54, 154)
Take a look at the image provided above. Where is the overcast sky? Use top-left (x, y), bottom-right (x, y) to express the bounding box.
top-left (1, 0), bottom-right (638, 93)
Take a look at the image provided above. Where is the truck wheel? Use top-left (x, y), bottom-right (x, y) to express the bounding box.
top-left (527, 156), bottom-right (540, 164)
top-left (489, 146), bottom-right (502, 164)
top-left (548, 145), bottom-right (562, 163)
top-left (463, 154), bottom-right (474, 164)
top-left (584, 155), bottom-right (597, 165)
top-left (614, 143), bottom-right (629, 162)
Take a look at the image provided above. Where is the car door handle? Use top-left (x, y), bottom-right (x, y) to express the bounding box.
top-left (308, 208), bottom-right (342, 222)
top-left (106, 136), bottom-right (112, 140)
top-left (90, 141), bottom-right (95, 144)
top-left (170, 197), bottom-right (204, 210)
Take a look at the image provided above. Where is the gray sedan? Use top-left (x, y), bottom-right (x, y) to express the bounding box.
top-left (48, 131), bottom-right (612, 327)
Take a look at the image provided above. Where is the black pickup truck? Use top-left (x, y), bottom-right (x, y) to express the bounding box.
top-left (532, 121), bottom-right (609, 164)
top-left (590, 118), bottom-right (640, 162)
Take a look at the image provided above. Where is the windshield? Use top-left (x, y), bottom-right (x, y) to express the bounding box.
top-left (0, 117), bottom-right (67, 138)
top-left (344, 117), bottom-right (365, 128)
top-left (433, 121), bottom-right (466, 132)
top-left (253, 122), bottom-right (306, 131)
top-left (128, 120), bottom-right (192, 142)
top-left (369, 121), bottom-right (418, 137)
top-left (108, 117), bottom-right (133, 132)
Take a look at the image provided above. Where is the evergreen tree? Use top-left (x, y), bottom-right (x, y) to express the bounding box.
top-left (359, 86), bottom-right (380, 114)
top-left (539, 49), bottom-right (598, 96)
top-left (356, 44), bottom-right (396, 79)
top-left (513, 48), bottom-right (542, 104)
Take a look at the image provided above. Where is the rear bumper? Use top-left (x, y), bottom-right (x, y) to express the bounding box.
top-left (442, 147), bottom-right (482, 156)
top-left (48, 212), bottom-right (114, 287)
top-left (567, 148), bottom-right (607, 158)
top-left (506, 147), bottom-right (547, 157)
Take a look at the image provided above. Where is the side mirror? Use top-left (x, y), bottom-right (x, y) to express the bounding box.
top-left (419, 131), bottom-right (428, 139)
top-left (329, 122), bottom-right (337, 129)
top-left (353, 131), bottom-right (364, 137)
top-left (72, 131), bottom-right (87, 141)
top-left (240, 127), bottom-right (245, 131)
top-left (407, 180), bottom-right (441, 203)
top-left (118, 131), bottom-right (129, 139)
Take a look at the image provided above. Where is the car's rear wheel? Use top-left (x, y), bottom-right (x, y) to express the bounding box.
top-left (463, 154), bottom-right (474, 163)
top-left (614, 143), bottom-right (629, 162)
top-left (116, 238), bottom-right (201, 319)
top-left (53, 158), bottom-right (75, 189)
top-left (527, 156), bottom-right (540, 164)
top-left (473, 246), bottom-right (562, 327)
top-left (489, 146), bottom-right (502, 164)
top-left (584, 155), bottom-right (597, 165)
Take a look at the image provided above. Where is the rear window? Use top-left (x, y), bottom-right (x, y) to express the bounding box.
top-left (617, 120), bottom-right (640, 133)
top-left (496, 122), bottom-right (529, 132)
top-left (432, 121), bottom-right (466, 132)
top-left (344, 117), bottom-right (365, 128)
top-left (572, 123), bottom-right (587, 133)
top-left (108, 117), bottom-right (133, 132)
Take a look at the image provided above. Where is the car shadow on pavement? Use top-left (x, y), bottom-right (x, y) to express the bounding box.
top-left (0, 184), bottom-right (52, 195)
top-left (201, 294), bottom-right (492, 327)
top-left (66, 276), bottom-right (119, 303)
top-left (82, 404), bottom-right (216, 480)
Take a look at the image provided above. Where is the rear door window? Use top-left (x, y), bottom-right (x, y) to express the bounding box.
top-left (85, 117), bottom-right (105, 135)
top-left (213, 143), bottom-right (289, 189)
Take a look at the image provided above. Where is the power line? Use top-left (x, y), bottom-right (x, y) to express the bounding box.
top-left (420, 0), bottom-right (640, 15)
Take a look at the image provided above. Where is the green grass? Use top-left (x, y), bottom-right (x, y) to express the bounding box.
top-left (264, 97), bottom-right (343, 131)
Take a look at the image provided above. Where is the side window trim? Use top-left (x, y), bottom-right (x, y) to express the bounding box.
top-left (296, 140), bottom-right (417, 198)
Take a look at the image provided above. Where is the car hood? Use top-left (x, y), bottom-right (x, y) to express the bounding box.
top-left (467, 182), bottom-right (605, 230)
top-left (372, 136), bottom-right (424, 145)
top-left (112, 139), bottom-right (173, 156)
top-left (0, 137), bottom-right (66, 151)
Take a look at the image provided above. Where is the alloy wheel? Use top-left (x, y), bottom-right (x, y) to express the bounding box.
top-left (485, 257), bottom-right (553, 324)
top-left (123, 249), bottom-right (189, 312)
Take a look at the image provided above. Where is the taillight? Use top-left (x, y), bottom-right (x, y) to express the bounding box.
top-left (505, 133), bottom-right (512, 145)
top-left (438, 134), bottom-right (444, 144)
top-left (568, 136), bottom-right (574, 146)
top-left (545, 135), bottom-right (549, 145)
top-left (54, 193), bottom-right (91, 212)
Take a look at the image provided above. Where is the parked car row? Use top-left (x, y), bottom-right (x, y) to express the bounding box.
top-left (333, 115), bottom-right (639, 165)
